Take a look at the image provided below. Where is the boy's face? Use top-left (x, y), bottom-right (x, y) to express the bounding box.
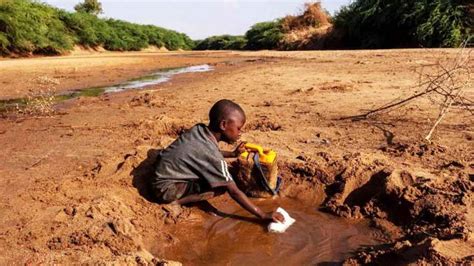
top-left (221, 110), bottom-right (245, 144)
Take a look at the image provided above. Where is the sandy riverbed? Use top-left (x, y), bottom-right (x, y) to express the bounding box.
top-left (0, 49), bottom-right (472, 264)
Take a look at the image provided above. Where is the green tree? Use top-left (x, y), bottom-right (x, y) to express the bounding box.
top-left (194, 35), bottom-right (247, 50)
top-left (245, 21), bottom-right (283, 50)
top-left (0, 0), bottom-right (73, 55)
top-left (0, 0), bottom-right (194, 55)
top-left (333, 0), bottom-right (472, 48)
top-left (74, 0), bottom-right (102, 16)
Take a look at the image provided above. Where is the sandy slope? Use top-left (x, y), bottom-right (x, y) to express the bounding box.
top-left (0, 49), bottom-right (472, 264)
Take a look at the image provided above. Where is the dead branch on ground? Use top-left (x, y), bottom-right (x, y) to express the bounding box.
top-left (341, 42), bottom-right (473, 142)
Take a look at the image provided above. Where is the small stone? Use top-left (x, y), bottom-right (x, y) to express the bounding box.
top-left (296, 155), bottom-right (308, 161)
top-left (321, 139), bottom-right (331, 145)
top-left (164, 217), bottom-right (174, 225)
top-left (135, 256), bottom-right (147, 265)
top-left (85, 207), bottom-right (94, 219)
top-left (64, 207), bottom-right (76, 216)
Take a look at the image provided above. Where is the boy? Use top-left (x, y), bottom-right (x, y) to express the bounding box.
top-left (152, 99), bottom-right (283, 223)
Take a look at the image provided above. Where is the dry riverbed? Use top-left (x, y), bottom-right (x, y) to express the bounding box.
top-left (0, 49), bottom-right (472, 264)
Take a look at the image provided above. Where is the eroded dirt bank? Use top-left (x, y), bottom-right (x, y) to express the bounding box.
top-left (0, 49), bottom-right (472, 264)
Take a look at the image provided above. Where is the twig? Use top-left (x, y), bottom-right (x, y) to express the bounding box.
top-left (339, 86), bottom-right (437, 121)
top-left (26, 157), bottom-right (47, 170)
top-left (425, 97), bottom-right (454, 142)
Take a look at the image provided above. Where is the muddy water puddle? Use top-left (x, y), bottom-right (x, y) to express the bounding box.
top-left (158, 199), bottom-right (383, 265)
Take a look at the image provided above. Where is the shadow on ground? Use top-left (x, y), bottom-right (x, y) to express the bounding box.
top-left (131, 148), bottom-right (162, 203)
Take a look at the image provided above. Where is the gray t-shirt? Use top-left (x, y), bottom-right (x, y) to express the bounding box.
top-left (153, 123), bottom-right (234, 189)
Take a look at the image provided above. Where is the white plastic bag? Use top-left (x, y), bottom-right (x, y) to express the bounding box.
top-left (268, 207), bottom-right (295, 233)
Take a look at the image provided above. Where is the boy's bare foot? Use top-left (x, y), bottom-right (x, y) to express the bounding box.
top-left (174, 191), bottom-right (216, 205)
top-left (162, 203), bottom-right (183, 219)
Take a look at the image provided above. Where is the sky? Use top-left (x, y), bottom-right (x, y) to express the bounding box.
top-left (43, 0), bottom-right (352, 40)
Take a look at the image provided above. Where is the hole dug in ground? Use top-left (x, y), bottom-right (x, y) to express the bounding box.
top-left (41, 143), bottom-right (471, 265)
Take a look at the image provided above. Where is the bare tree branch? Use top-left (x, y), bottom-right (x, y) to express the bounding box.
top-left (340, 41), bottom-right (473, 141)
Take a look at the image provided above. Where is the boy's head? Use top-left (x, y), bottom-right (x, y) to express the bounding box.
top-left (209, 99), bottom-right (246, 144)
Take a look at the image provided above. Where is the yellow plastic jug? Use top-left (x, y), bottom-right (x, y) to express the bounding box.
top-left (239, 143), bottom-right (279, 195)
top-left (240, 143), bottom-right (277, 166)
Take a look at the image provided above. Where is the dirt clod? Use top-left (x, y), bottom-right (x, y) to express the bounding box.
top-left (247, 117), bottom-right (282, 132)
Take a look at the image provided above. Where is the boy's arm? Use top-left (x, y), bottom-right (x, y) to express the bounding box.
top-left (225, 182), bottom-right (284, 222)
top-left (220, 142), bottom-right (246, 158)
top-left (220, 150), bottom-right (237, 158)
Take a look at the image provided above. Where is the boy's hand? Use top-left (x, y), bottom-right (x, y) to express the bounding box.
top-left (226, 182), bottom-right (285, 224)
top-left (264, 211), bottom-right (285, 223)
top-left (232, 142), bottom-right (247, 157)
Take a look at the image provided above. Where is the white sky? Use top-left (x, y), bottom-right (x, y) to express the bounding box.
top-left (42, 0), bottom-right (351, 39)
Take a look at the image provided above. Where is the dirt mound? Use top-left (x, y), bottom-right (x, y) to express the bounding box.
top-left (3, 116), bottom-right (199, 264)
top-left (345, 238), bottom-right (474, 264)
top-left (26, 142), bottom-right (196, 264)
top-left (273, 150), bottom-right (473, 264)
top-left (276, 153), bottom-right (337, 205)
top-left (318, 153), bottom-right (389, 219)
top-left (300, 153), bottom-right (473, 264)
top-left (46, 196), bottom-right (144, 255)
top-left (321, 161), bottom-right (472, 237)
top-left (14, 147), bottom-right (175, 264)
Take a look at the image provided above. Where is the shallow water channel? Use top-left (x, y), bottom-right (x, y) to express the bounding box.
top-left (0, 64), bottom-right (213, 112)
top-left (101, 64), bottom-right (213, 93)
top-left (159, 199), bottom-right (382, 265)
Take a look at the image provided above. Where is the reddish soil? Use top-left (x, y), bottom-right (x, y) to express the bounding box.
top-left (0, 49), bottom-right (472, 264)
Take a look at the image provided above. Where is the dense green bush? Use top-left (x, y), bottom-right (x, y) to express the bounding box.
top-left (196, 1), bottom-right (471, 51)
top-left (2, 0), bottom-right (469, 55)
top-left (103, 19), bottom-right (148, 51)
top-left (245, 21), bottom-right (283, 50)
top-left (0, 31), bottom-right (8, 53)
top-left (142, 25), bottom-right (165, 48)
top-left (333, 0), bottom-right (472, 48)
top-left (59, 11), bottom-right (110, 47)
top-left (60, 12), bottom-right (194, 51)
top-left (0, 0), bottom-right (193, 55)
top-left (161, 30), bottom-right (195, 50)
top-left (0, 0), bottom-right (73, 55)
top-left (194, 35), bottom-right (247, 50)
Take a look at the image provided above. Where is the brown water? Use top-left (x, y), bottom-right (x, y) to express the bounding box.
top-left (159, 199), bottom-right (382, 265)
